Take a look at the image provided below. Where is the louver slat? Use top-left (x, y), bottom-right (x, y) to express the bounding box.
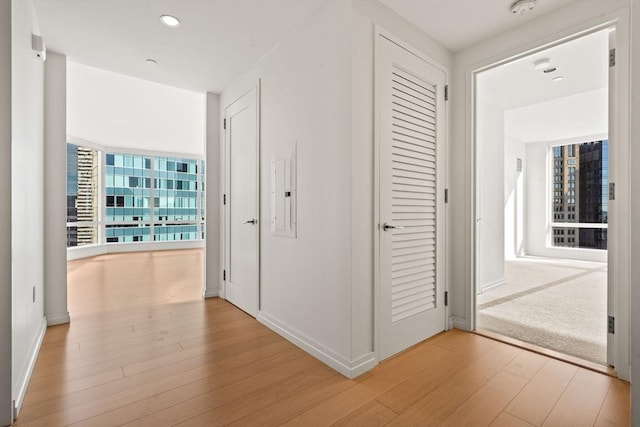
top-left (390, 65), bottom-right (438, 324)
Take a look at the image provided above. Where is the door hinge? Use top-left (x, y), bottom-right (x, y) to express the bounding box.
top-left (609, 183), bottom-right (615, 201)
top-left (223, 194), bottom-right (226, 205)
top-left (608, 315), bottom-right (615, 334)
top-left (609, 49), bottom-right (616, 67)
top-left (444, 85), bottom-right (449, 101)
top-left (223, 270), bottom-right (226, 281)
top-left (223, 118), bottom-right (227, 130)
top-left (444, 291), bottom-right (449, 307)
top-left (444, 188), bottom-right (449, 203)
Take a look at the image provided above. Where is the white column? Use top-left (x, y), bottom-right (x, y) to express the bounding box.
top-left (44, 52), bottom-right (69, 325)
top-left (0, 2), bottom-right (13, 424)
top-left (204, 92), bottom-right (221, 298)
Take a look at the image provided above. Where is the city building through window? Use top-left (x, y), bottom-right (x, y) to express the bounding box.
top-left (67, 143), bottom-right (205, 247)
top-left (550, 140), bottom-right (608, 249)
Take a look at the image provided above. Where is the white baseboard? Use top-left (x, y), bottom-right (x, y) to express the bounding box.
top-left (479, 279), bottom-right (506, 294)
top-left (46, 312), bottom-right (70, 326)
top-left (257, 312), bottom-right (377, 379)
top-left (202, 289), bottom-right (219, 298)
top-left (449, 315), bottom-right (470, 331)
top-left (13, 316), bottom-right (47, 419)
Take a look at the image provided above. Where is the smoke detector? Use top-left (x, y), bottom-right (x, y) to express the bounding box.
top-left (511, 0), bottom-right (536, 15)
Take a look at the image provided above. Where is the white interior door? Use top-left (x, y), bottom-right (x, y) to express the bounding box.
top-left (378, 35), bottom-right (447, 360)
top-left (225, 87), bottom-right (259, 317)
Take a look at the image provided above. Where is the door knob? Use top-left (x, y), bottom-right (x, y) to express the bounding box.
top-left (243, 219), bottom-right (257, 225)
top-left (383, 222), bottom-right (405, 231)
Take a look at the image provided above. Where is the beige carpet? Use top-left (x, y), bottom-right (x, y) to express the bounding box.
top-left (477, 257), bottom-right (607, 364)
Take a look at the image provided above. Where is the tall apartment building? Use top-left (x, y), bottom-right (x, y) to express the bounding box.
top-left (551, 140), bottom-right (608, 249)
top-left (578, 140), bottom-right (608, 249)
top-left (76, 147), bottom-right (99, 245)
top-left (66, 144), bottom-right (99, 246)
top-left (66, 144), bottom-right (78, 246)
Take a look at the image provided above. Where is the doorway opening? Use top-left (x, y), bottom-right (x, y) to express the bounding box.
top-left (474, 28), bottom-right (611, 367)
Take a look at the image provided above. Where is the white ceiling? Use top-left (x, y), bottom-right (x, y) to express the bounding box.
top-left (478, 28), bottom-right (609, 111)
top-left (379, 0), bottom-right (575, 52)
top-left (33, 0), bottom-right (326, 93)
top-left (32, 0), bottom-right (619, 95)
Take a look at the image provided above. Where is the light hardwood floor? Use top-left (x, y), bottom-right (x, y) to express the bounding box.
top-left (15, 249), bottom-right (629, 426)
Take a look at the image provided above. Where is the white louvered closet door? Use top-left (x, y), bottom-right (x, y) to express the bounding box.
top-left (378, 35), bottom-right (446, 360)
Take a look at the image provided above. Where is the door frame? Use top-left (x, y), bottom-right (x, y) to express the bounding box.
top-left (373, 26), bottom-right (450, 362)
top-left (222, 82), bottom-right (261, 313)
top-left (469, 16), bottom-right (631, 379)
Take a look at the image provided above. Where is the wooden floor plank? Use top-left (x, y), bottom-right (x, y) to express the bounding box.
top-left (542, 368), bottom-right (612, 427)
top-left (439, 371), bottom-right (528, 427)
top-left (505, 358), bottom-right (578, 426)
top-left (13, 250), bottom-right (630, 427)
top-left (279, 343), bottom-right (452, 427)
top-left (174, 364), bottom-right (337, 426)
top-left (377, 333), bottom-right (497, 413)
top-left (594, 378), bottom-right (631, 427)
top-left (502, 349), bottom-right (547, 380)
top-left (331, 401), bottom-right (398, 427)
top-left (384, 342), bottom-right (522, 426)
top-left (491, 412), bottom-right (536, 427)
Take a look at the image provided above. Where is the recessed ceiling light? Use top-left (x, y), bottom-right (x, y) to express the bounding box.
top-left (511, 0), bottom-right (536, 15)
top-left (553, 76), bottom-right (564, 82)
top-left (543, 67), bottom-right (558, 74)
top-left (146, 59), bottom-right (158, 65)
top-left (160, 14), bottom-right (181, 28)
top-left (534, 58), bottom-right (551, 70)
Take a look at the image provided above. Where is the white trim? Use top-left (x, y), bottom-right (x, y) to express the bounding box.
top-left (202, 289), bottom-right (219, 299)
top-left (13, 317), bottom-right (46, 418)
top-left (449, 315), bottom-right (469, 331)
top-left (478, 279), bottom-right (507, 294)
top-left (67, 240), bottom-right (204, 261)
top-left (469, 10), bottom-right (630, 380)
top-left (258, 312), bottom-right (377, 379)
top-left (46, 312), bottom-right (71, 326)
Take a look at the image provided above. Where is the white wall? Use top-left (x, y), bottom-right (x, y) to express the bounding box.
top-left (451, 0), bottom-right (630, 378)
top-left (350, 0), bottom-right (452, 366)
top-left (67, 62), bottom-right (205, 155)
top-left (220, 1), bottom-right (355, 375)
top-left (476, 99), bottom-right (505, 290)
top-left (44, 52), bottom-right (69, 326)
top-left (11, 0), bottom-right (46, 417)
top-left (630, 0), bottom-right (639, 423)
top-left (219, 0), bottom-right (452, 377)
top-left (0, 1), bottom-right (12, 424)
top-left (504, 136), bottom-right (526, 259)
top-left (205, 93), bottom-right (220, 298)
top-left (506, 89), bottom-right (608, 143)
top-left (505, 88), bottom-right (608, 263)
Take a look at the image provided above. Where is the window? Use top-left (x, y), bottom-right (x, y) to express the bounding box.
top-left (67, 143), bottom-right (205, 247)
top-left (549, 140), bottom-right (608, 250)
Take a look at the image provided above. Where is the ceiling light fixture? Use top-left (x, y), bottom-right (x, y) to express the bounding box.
top-left (510, 0), bottom-right (536, 15)
top-left (552, 76), bottom-right (564, 82)
top-left (533, 58), bottom-right (551, 70)
top-left (543, 67), bottom-right (558, 74)
top-left (160, 14), bottom-right (181, 28)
